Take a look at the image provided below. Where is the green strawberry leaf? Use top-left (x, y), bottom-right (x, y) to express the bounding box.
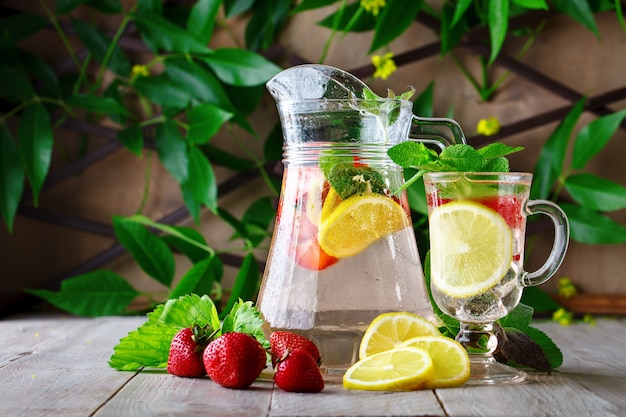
top-left (221, 299), bottom-right (269, 348)
top-left (109, 294), bottom-right (221, 370)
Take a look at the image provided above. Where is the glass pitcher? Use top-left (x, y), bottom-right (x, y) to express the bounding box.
top-left (257, 65), bottom-right (466, 372)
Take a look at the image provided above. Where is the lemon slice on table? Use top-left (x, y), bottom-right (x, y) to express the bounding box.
top-left (343, 347), bottom-right (435, 391)
top-left (318, 194), bottom-right (407, 258)
top-left (429, 201), bottom-right (513, 299)
top-left (398, 336), bottom-right (470, 388)
top-left (358, 312), bottom-right (440, 359)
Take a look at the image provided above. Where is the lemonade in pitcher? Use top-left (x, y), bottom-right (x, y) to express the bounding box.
top-left (257, 64), bottom-right (466, 372)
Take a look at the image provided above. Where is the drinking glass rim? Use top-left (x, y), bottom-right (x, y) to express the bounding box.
top-left (423, 172), bottom-right (533, 182)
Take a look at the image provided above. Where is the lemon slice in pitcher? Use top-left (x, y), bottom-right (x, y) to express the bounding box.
top-left (429, 201), bottom-right (513, 298)
top-left (343, 347), bottom-right (435, 391)
top-left (318, 194), bottom-right (407, 258)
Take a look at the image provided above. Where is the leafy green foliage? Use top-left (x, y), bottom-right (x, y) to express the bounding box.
top-left (0, 0), bottom-right (281, 233)
top-left (531, 101), bottom-right (626, 244)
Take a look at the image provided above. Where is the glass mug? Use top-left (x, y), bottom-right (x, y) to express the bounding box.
top-left (423, 172), bottom-right (569, 384)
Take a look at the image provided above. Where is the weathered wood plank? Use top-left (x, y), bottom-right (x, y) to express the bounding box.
top-left (95, 371), bottom-right (274, 417)
top-left (269, 375), bottom-right (445, 417)
top-left (0, 314), bottom-right (144, 417)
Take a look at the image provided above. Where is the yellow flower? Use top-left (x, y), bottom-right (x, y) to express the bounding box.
top-left (361, 0), bottom-right (386, 16)
top-left (583, 314), bottom-right (596, 326)
top-left (131, 64), bottom-right (150, 80)
top-left (556, 277), bottom-right (578, 298)
top-left (372, 52), bottom-right (397, 80)
top-left (552, 308), bottom-right (573, 326)
top-left (476, 117), bottom-right (501, 136)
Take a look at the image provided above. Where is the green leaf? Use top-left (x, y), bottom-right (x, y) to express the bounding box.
top-left (317, 1), bottom-right (376, 32)
top-left (499, 303), bottom-right (534, 331)
top-left (161, 226), bottom-right (213, 263)
top-left (187, 0), bottom-right (222, 44)
top-left (169, 255), bottom-right (222, 300)
top-left (551, 0), bottom-right (599, 36)
top-left (520, 287), bottom-right (562, 313)
top-left (134, 73), bottom-right (192, 115)
top-left (221, 299), bottom-right (269, 348)
top-left (218, 207), bottom-right (252, 246)
top-left (203, 48), bottom-right (282, 86)
top-left (124, 214), bottom-right (214, 255)
top-left (369, 0), bottom-right (423, 52)
top-left (440, 2), bottom-right (467, 56)
top-left (132, 9), bottom-right (210, 54)
top-left (244, 0), bottom-right (291, 51)
top-left (113, 215), bottom-right (176, 286)
top-left (183, 145), bottom-right (218, 212)
top-left (0, 63), bottom-right (33, 101)
top-left (0, 125), bottom-right (24, 232)
top-left (565, 173), bottom-right (626, 211)
top-left (477, 142), bottom-right (525, 159)
top-left (531, 99), bottom-right (585, 200)
top-left (511, 0), bottom-right (548, 9)
top-left (87, 0), bottom-right (124, 13)
top-left (187, 103), bottom-right (233, 145)
top-left (70, 17), bottom-right (130, 75)
top-left (66, 93), bottom-right (129, 115)
top-left (28, 271), bottom-right (139, 317)
top-left (155, 119), bottom-right (188, 183)
top-left (17, 103), bottom-right (53, 206)
top-left (439, 144), bottom-right (484, 171)
top-left (0, 13), bottom-right (48, 42)
top-left (109, 294), bottom-right (221, 370)
top-left (263, 123), bottom-right (283, 162)
top-left (117, 124), bottom-right (144, 157)
top-left (224, 0), bottom-right (255, 17)
top-left (220, 253), bottom-right (260, 318)
top-left (19, 51), bottom-right (61, 98)
top-left (182, 185), bottom-right (202, 224)
top-left (572, 108), bottom-right (626, 169)
top-left (525, 326), bottom-right (563, 370)
top-left (560, 202), bottom-right (626, 244)
top-left (451, 0), bottom-right (473, 27)
top-left (202, 144), bottom-right (256, 171)
top-left (56, 0), bottom-right (90, 14)
top-left (488, 0), bottom-right (509, 64)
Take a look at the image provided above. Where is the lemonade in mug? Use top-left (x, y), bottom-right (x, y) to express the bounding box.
top-left (424, 172), bottom-right (569, 384)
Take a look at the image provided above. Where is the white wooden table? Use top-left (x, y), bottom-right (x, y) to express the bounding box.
top-left (1, 313), bottom-right (624, 417)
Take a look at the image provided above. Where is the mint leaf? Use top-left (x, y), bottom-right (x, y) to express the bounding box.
top-left (387, 141), bottom-right (439, 169)
top-left (499, 302), bottom-right (533, 331)
top-left (439, 144), bottom-right (484, 171)
top-left (109, 294), bottom-right (221, 371)
top-left (524, 325), bottom-right (563, 370)
top-left (498, 327), bottom-right (552, 373)
top-left (327, 163), bottom-right (386, 199)
top-left (477, 142), bottom-right (524, 159)
top-left (221, 299), bottom-right (269, 348)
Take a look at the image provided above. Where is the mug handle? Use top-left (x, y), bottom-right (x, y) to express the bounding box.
top-left (409, 116), bottom-right (467, 149)
top-left (521, 200), bottom-right (570, 287)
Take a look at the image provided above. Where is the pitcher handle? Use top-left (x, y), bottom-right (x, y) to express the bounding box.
top-left (521, 200), bottom-right (570, 287)
top-left (409, 116), bottom-right (467, 149)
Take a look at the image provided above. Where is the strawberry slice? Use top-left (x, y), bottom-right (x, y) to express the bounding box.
top-left (479, 195), bottom-right (523, 230)
top-left (296, 237), bottom-right (339, 271)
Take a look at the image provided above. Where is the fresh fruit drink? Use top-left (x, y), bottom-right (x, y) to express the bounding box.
top-left (424, 175), bottom-right (530, 324)
top-left (258, 145), bottom-right (434, 372)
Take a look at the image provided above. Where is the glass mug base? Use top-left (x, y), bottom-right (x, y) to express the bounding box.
top-left (466, 356), bottom-right (528, 385)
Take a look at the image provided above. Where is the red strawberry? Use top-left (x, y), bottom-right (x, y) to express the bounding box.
top-left (167, 325), bottom-right (212, 378)
top-left (479, 195), bottom-right (524, 229)
top-left (203, 332), bottom-right (267, 389)
top-left (295, 237), bottom-right (339, 271)
top-left (270, 331), bottom-right (321, 366)
top-left (274, 348), bottom-right (324, 393)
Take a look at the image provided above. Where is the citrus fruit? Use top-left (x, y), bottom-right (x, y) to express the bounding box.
top-left (398, 336), bottom-right (470, 388)
top-left (429, 201), bottom-right (513, 298)
top-left (343, 347), bottom-right (435, 391)
top-left (318, 194), bottom-right (407, 258)
top-left (358, 312), bottom-right (440, 359)
top-left (320, 186), bottom-right (342, 223)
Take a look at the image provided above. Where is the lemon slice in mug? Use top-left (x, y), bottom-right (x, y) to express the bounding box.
top-left (318, 194), bottom-right (407, 258)
top-left (429, 201), bottom-right (513, 298)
